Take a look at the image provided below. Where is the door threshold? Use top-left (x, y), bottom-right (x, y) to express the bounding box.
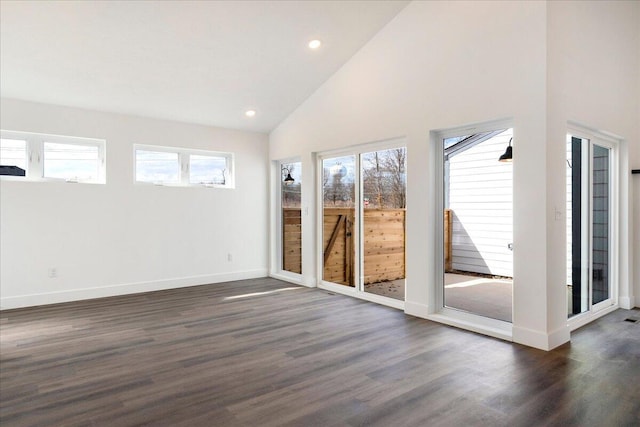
top-left (318, 281), bottom-right (405, 310)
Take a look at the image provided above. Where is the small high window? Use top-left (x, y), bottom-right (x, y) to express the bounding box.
top-left (134, 144), bottom-right (233, 188)
top-left (0, 138), bottom-right (28, 176)
top-left (189, 154), bottom-right (227, 185)
top-left (43, 141), bottom-right (101, 182)
top-left (135, 149), bottom-right (180, 184)
top-left (0, 130), bottom-right (106, 183)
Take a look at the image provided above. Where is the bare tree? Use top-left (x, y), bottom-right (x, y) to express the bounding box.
top-left (383, 148), bottom-right (406, 208)
top-left (362, 148), bottom-right (406, 209)
top-left (323, 163), bottom-right (354, 207)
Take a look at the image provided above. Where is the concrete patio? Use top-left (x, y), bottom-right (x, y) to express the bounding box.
top-left (364, 273), bottom-right (513, 322)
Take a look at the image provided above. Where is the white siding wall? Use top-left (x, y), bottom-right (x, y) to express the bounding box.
top-left (448, 131), bottom-right (513, 277)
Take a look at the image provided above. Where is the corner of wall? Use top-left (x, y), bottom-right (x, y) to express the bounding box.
top-left (513, 324), bottom-right (570, 351)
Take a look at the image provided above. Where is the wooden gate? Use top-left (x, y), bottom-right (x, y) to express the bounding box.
top-left (283, 208), bottom-right (407, 285)
top-left (322, 208), bottom-right (355, 286)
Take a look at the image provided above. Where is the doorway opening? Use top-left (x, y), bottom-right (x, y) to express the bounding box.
top-left (442, 128), bottom-right (513, 322)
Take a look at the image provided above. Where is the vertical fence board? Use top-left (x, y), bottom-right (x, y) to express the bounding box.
top-left (282, 208), bottom-right (302, 274)
top-left (445, 209), bottom-right (452, 272)
top-left (283, 208), bottom-right (407, 284)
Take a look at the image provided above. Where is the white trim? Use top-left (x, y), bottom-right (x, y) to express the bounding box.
top-left (404, 301), bottom-right (525, 347)
top-left (568, 303), bottom-right (619, 331)
top-left (548, 325), bottom-right (571, 349)
top-left (431, 117), bottom-right (513, 141)
top-left (354, 153), bottom-right (362, 291)
top-left (0, 269), bottom-right (268, 310)
top-left (512, 324), bottom-right (570, 351)
top-left (566, 124), bottom-right (620, 325)
top-left (619, 296), bottom-right (634, 310)
top-left (431, 118), bottom-right (514, 319)
top-left (567, 121), bottom-right (624, 142)
top-left (274, 157), bottom-right (303, 277)
top-left (315, 151), bottom-right (324, 293)
top-left (316, 136), bottom-right (407, 160)
top-left (428, 307), bottom-right (512, 342)
top-left (318, 280), bottom-right (405, 310)
top-left (269, 271), bottom-right (305, 287)
top-left (302, 276), bottom-right (317, 288)
top-left (1, 129), bottom-right (104, 144)
top-left (404, 301), bottom-right (430, 318)
top-left (431, 127), bottom-right (445, 314)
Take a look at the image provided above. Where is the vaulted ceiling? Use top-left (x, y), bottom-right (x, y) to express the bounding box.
top-left (0, 1), bottom-right (409, 133)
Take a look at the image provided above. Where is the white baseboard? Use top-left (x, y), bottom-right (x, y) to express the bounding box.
top-left (269, 272), bottom-right (304, 286)
top-left (317, 281), bottom-right (404, 310)
top-left (426, 307), bottom-right (513, 342)
top-left (404, 301), bottom-right (430, 319)
top-left (512, 324), bottom-right (570, 351)
top-left (568, 303), bottom-right (619, 331)
top-left (0, 269), bottom-right (268, 310)
top-left (302, 276), bottom-right (317, 288)
top-left (268, 272), bottom-right (317, 288)
top-left (512, 326), bottom-right (550, 350)
top-left (547, 325), bottom-right (571, 350)
top-left (619, 295), bottom-right (635, 310)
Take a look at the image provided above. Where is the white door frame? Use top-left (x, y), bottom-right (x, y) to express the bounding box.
top-left (430, 118), bottom-right (514, 341)
top-left (567, 124), bottom-right (619, 331)
top-left (316, 138), bottom-right (406, 310)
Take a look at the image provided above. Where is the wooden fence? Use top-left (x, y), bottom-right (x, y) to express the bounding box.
top-left (445, 209), bottom-right (452, 272)
top-left (283, 208), bottom-right (406, 285)
top-left (362, 209), bottom-right (405, 285)
top-left (283, 208), bottom-right (302, 274)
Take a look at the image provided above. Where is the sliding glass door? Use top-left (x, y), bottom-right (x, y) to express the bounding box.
top-left (567, 133), bottom-right (616, 318)
top-left (320, 143), bottom-right (406, 304)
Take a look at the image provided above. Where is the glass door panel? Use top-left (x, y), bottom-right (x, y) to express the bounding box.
top-left (322, 155), bottom-right (356, 287)
top-left (591, 144), bottom-right (610, 305)
top-left (567, 136), bottom-right (589, 316)
top-left (361, 148), bottom-right (406, 300)
top-left (281, 161), bottom-right (302, 274)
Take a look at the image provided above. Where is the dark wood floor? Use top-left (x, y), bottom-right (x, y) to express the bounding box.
top-left (1, 278), bottom-right (638, 426)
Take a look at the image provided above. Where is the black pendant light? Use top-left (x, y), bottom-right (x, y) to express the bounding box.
top-left (499, 138), bottom-right (513, 162)
top-left (282, 167), bottom-right (295, 185)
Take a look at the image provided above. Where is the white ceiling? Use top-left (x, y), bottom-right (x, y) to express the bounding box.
top-left (0, 0), bottom-right (409, 133)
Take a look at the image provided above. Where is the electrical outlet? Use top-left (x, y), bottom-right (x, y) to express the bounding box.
top-left (227, 253), bottom-right (233, 262)
top-left (48, 268), bottom-right (57, 278)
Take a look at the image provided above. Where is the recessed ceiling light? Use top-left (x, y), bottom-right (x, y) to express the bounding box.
top-left (245, 110), bottom-right (256, 117)
top-left (308, 39), bottom-right (322, 49)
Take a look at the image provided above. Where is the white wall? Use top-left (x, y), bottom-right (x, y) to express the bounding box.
top-left (546, 0), bottom-right (640, 319)
top-left (270, 1), bottom-right (551, 348)
top-left (0, 98), bottom-right (269, 309)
